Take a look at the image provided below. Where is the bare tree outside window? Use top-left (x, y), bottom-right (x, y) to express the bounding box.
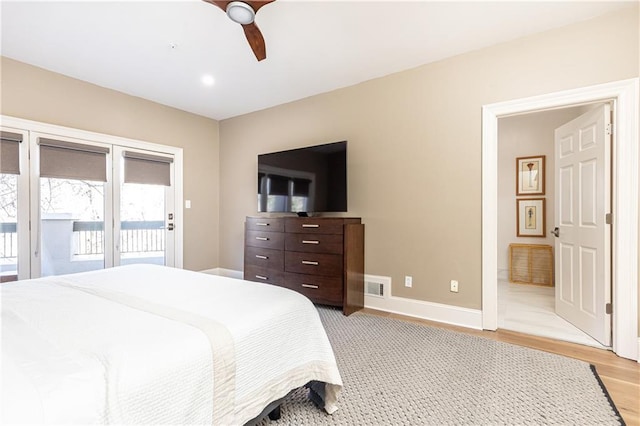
top-left (40, 178), bottom-right (105, 220)
top-left (0, 174), bottom-right (17, 220)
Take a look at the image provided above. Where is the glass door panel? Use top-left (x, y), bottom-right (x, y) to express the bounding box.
top-left (120, 183), bottom-right (166, 266)
top-left (1, 129), bottom-right (28, 281)
top-left (114, 147), bottom-right (175, 267)
top-left (0, 173), bottom-right (19, 282)
top-left (39, 177), bottom-right (106, 276)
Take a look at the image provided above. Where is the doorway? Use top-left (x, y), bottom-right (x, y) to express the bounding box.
top-left (496, 105), bottom-right (610, 348)
top-left (481, 79), bottom-right (639, 361)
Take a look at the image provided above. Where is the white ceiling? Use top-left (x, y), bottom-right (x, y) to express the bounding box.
top-left (0, 1), bottom-right (632, 120)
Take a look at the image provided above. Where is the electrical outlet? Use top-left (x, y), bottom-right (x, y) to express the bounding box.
top-left (404, 276), bottom-right (412, 288)
top-left (450, 280), bottom-right (459, 293)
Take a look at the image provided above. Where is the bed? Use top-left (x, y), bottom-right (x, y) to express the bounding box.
top-left (1, 264), bottom-right (343, 424)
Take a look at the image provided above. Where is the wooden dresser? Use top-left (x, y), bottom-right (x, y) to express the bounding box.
top-left (244, 216), bottom-right (364, 315)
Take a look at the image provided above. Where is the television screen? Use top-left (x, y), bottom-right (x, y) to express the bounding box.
top-left (258, 141), bottom-right (347, 213)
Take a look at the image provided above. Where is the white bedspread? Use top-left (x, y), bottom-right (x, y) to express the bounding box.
top-left (1, 264), bottom-right (342, 425)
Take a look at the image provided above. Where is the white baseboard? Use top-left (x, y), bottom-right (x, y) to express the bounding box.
top-left (364, 293), bottom-right (483, 330)
top-left (202, 268), bottom-right (482, 330)
top-left (638, 338), bottom-right (640, 363)
top-left (200, 268), bottom-right (243, 279)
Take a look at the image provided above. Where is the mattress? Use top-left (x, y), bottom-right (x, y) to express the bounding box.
top-left (1, 264), bottom-right (342, 425)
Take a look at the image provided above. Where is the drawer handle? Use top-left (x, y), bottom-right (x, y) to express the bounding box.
top-left (302, 240), bottom-right (319, 244)
top-left (302, 260), bottom-right (319, 266)
top-left (255, 237), bottom-right (269, 241)
top-left (301, 284), bottom-right (319, 289)
top-left (255, 275), bottom-right (268, 280)
top-left (302, 224), bottom-right (319, 228)
top-left (255, 255), bottom-right (268, 259)
top-left (256, 222), bottom-right (270, 226)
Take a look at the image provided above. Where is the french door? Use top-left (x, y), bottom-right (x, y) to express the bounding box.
top-left (0, 128), bottom-right (30, 282)
top-left (113, 146), bottom-right (176, 268)
top-left (2, 131), bottom-right (178, 280)
top-left (32, 135), bottom-right (113, 277)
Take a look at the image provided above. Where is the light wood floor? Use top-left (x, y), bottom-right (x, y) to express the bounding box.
top-left (362, 308), bottom-right (640, 426)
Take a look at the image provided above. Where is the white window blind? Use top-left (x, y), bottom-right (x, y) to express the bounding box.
top-left (39, 137), bottom-right (109, 182)
top-left (1, 131), bottom-right (22, 175)
top-left (123, 151), bottom-right (173, 186)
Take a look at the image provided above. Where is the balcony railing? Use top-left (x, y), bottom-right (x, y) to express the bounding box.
top-left (0, 221), bottom-right (165, 259)
top-left (73, 220), bottom-right (165, 255)
top-left (0, 222), bottom-right (17, 259)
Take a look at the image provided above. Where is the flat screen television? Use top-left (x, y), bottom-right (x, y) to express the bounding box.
top-left (258, 141), bottom-right (347, 214)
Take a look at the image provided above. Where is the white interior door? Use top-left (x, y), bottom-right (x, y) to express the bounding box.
top-left (553, 104), bottom-right (611, 346)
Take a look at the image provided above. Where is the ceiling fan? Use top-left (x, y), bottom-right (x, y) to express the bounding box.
top-left (203, 0), bottom-right (276, 61)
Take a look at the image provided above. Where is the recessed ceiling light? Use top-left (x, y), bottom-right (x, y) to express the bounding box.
top-left (201, 74), bottom-right (215, 87)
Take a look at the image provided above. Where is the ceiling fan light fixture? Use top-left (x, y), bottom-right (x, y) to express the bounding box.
top-left (226, 1), bottom-right (255, 25)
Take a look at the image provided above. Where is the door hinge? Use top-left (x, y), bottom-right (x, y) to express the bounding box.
top-left (605, 303), bottom-right (612, 315)
top-left (606, 122), bottom-right (612, 136)
top-left (605, 213), bottom-right (612, 225)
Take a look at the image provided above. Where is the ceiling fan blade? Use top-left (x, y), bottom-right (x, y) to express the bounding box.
top-left (203, 0), bottom-right (232, 12)
top-left (242, 22), bottom-right (267, 61)
top-left (203, 0), bottom-right (274, 61)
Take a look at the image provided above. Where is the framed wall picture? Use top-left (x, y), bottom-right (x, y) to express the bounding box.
top-left (517, 198), bottom-right (545, 237)
top-left (516, 155), bottom-right (545, 195)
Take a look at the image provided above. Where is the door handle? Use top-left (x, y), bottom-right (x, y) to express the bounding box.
top-left (550, 227), bottom-right (559, 237)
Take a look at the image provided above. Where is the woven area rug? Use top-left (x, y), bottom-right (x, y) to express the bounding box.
top-left (259, 307), bottom-right (624, 425)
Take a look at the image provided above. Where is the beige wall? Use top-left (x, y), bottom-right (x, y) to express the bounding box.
top-left (0, 6), bottom-right (637, 326)
top-left (219, 6), bottom-right (639, 312)
top-left (0, 57), bottom-right (220, 272)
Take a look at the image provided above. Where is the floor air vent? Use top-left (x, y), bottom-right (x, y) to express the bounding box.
top-left (364, 274), bottom-right (391, 300)
top-left (365, 280), bottom-right (385, 297)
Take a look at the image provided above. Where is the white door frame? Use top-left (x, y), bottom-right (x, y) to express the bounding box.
top-left (482, 78), bottom-right (639, 361)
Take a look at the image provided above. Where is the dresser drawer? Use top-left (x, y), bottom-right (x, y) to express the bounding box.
top-left (245, 230), bottom-right (284, 250)
top-left (244, 265), bottom-right (283, 285)
top-left (285, 233), bottom-right (343, 254)
top-left (246, 217), bottom-right (284, 232)
top-left (285, 218), bottom-right (345, 235)
top-left (245, 246), bottom-right (284, 270)
top-left (284, 272), bottom-right (342, 305)
top-left (285, 252), bottom-right (343, 276)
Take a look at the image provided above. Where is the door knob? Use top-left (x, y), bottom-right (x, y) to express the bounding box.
top-left (550, 227), bottom-right (559, 237)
